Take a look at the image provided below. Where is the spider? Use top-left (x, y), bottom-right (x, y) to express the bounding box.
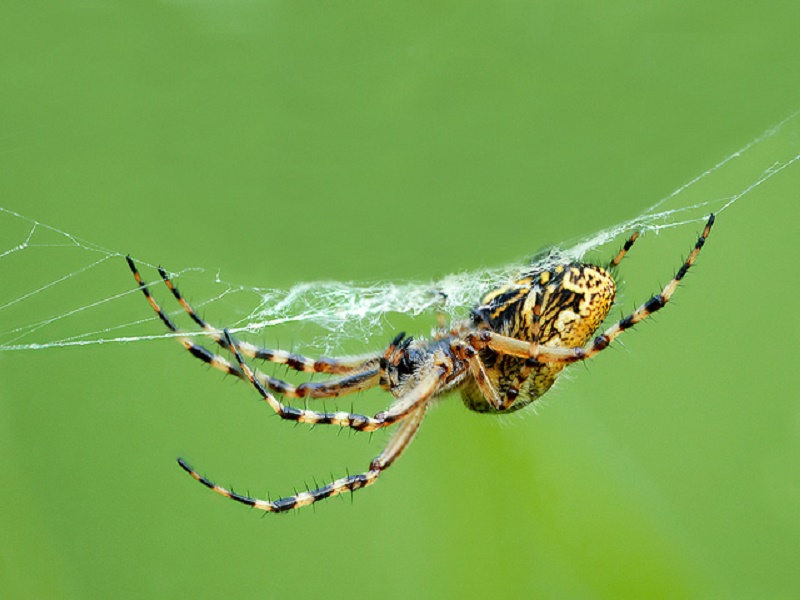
top-left (127, 213), bottom-right (714, 513)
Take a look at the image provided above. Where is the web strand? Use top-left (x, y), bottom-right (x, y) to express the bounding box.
top-left (1, 112), bottom-right (799, 353)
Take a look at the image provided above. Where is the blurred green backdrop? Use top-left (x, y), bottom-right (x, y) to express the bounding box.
top-left (2, 2), bottom-right (799, 598)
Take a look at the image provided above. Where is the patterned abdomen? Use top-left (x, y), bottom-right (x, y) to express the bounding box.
top-left (462, 263), bottom-right (616, 412)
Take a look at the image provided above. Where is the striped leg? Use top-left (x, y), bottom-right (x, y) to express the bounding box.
top-left (226, 329), bottom-right (448, 432)
top-left (473, 213), bottom-right (715, 366)
top-left (178, 403), bottom-right (428, 513)
top-left (127, 256), bottom-right (378, 375)
top-left (176, 338), bottom-right (381, 399)
top-left (127, 256), bottom-right (180, 333)
top-left (127, 257), bottom-right (380, 400)
top-left (156, 265), bottom-right (378, 374)
top-left (608, 231), bottom-right (640, 269)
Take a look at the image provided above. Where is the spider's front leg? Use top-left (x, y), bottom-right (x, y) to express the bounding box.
top-left (127, 256), bottom-right (379, 376)
top-left (160, 260), bottom-right (379, 374)
top-left (127, 256), bottom-right (381, 400)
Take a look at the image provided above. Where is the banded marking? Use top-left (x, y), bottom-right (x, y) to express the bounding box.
top-left (225, 329), bottom-right (446, 432)
top-left (128, 257), bottom-right (387, 402)
top-left (609, 231), bottom-right (640, 268)
top-left (178, 458), bottom-right (379, 513)
top-left (177, 404), bottom-right (427, 512)
top-left (157, 264), bottom-right (378, 375)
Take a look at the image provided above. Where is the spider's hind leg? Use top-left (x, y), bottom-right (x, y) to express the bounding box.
top-left (607, 230), bottom-right (640, 270)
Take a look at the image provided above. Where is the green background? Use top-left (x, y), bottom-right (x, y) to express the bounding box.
top-left (2, 2), bottom-right (799, 598)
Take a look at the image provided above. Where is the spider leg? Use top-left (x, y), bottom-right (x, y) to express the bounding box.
top-left (226, 329), bottom-right (448, 432)
top-left (176, 337), bottom-right (381, 399)
top-left (157, 265), bottom-right (379, 374)
top-left (126, 256), bottom-right (378, 375)
top-left (127, 257), bottom-right (381, 399)
top-left (473, 213), bottom-right (715, 365)
top-left (451, 340), bottom-right (503, 410)
top-left (607, 231), bottom-right (640, 269)
top-left (127, 256), bottom-right (180, 333)
top-left (177, 402), bottom-right (428, 513)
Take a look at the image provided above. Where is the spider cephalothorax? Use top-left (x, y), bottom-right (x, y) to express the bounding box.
top-left (380, 334), bottom-right (468, 398)
top-left (128, 214), bottom-right (713, 513)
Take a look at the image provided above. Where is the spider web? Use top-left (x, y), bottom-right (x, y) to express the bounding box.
top-left (1, 112), bottom-right (799, 355)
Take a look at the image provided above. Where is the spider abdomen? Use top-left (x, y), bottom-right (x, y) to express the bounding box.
top-left (463, 263), bottom-right (616, 412)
